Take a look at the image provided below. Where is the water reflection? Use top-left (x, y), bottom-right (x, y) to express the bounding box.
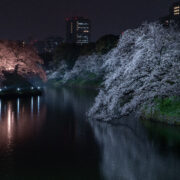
top-left (31, 96), bottom-right (34, 116)
top-left (44, 88), bottom-right (98, 145)
top-left (7, 103), bottom-right (13, 145)
top-left (0, 99), bottom-right (1, 120)
top-left (37, 96), bottom-right (40, 115)
top-left (0, 88), bottom-right (179, 179)
top-left (17, 98), bottom-right (20, 119)
top-left (90, 119), bottom-right (180, 180)
top-left (0, 96), bottom-right (46, 153)
top-left (0, 89), bottom-right (101, 179)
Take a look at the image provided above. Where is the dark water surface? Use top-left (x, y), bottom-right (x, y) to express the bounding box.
top-left (0, 88), bottom-right (180, 180)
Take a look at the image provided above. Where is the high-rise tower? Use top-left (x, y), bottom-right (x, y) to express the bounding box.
top-left (66, 17), bottom-right (91, 44)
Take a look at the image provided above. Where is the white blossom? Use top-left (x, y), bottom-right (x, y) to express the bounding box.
top-left (88, 23), bottom-right (180, 121)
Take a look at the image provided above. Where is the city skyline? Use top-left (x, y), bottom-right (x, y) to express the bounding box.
top-left (0, 0), bottom-right (178, 41)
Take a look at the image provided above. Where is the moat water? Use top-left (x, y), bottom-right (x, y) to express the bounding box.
top-left (0, 88), bottom-right (179, 180)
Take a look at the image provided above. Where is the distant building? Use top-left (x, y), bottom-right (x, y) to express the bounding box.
top-left (170, 1), bottom-right (180, 18)
top-left (66, 17), bottom-right (91, 44)
top-left (161, 1), bottom-right (180, 27)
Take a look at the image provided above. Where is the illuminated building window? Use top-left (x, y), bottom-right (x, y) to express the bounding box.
top-left (173, 5), bottom-right (180, 15)
top-left (83, 30), bottom-right (89, 33)
top-left (174, 12), bottom-right (180, 15)
top-left (174, 6), bottom-right (180, 9)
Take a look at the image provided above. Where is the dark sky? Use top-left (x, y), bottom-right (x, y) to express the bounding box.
top-left (0, 0), bottom-right (176, 41)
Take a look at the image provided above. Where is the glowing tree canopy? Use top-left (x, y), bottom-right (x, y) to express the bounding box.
top-left (0, 40), bottom-right (46, 84)
top-left (88, 23), bottom-right (180, 121)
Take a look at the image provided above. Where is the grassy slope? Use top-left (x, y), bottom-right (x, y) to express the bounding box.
top-left (142, 97), bottom-right (180, 125)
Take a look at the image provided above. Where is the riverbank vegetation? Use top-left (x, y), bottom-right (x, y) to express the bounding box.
top-left (47, 35), bottom-right (119, 88)
top-left (47, 22), bottom-right (180, 124)
top-left (141, 97), bottom-right (180, 125)
top-left (87, 22), bottom-right (180, 124)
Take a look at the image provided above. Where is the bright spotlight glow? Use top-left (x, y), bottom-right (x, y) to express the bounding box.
top-left (0, 89), bottom-right (2, 92)
top-left (37, 87), bottom-right (41, 90)
top-left (31, 87), bottom-right (34, 90)
top-left (17, 88), bottom-right (20, 91)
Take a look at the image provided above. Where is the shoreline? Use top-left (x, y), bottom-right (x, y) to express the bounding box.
top-left (0, 88), bottom-right (43, 99)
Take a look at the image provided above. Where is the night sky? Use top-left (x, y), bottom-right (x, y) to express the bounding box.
top-left (0, 0), bottom-right (177, 41)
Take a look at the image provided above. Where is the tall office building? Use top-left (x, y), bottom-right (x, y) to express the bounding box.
top-left (66, 17), bottom-right (91, 44)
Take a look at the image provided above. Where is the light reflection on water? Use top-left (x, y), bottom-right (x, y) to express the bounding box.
top-left (0, 89), bottom-right (101, 179)
top-left (0, 100), bottom-right (1, 120)
top-left (0, 96), bottom-right (46, 154)
top-left (37, 96), bottom-right (40, 115)
top-left (31, 96), bottom-right (33, 116)
top-left (0, 88), bottom-right (179, 180)
top-left (17, 98), bottom-right (20, 119)
top-left (90, 115), bottom-right (180, 180)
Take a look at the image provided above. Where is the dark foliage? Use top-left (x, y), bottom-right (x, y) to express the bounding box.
top-left (95, 34), bottom-right (119, 54)
top-left (39, 52), bottom-right (53, 68)
top-left (53, 43), bottom-right (81, 68)
top-left (51, 34), bottom-right (119, 69)
top-left (2, 70), bottom-right (32, 88)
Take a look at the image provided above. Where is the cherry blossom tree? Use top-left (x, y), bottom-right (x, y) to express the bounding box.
top-left (88, 23), bottom-right (180, 121)
top-left (0, 41), bottom-right (46, 85)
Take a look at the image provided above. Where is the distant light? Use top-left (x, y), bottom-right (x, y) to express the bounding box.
top-left (0, 89), bottom-right (2, 92)
top-left (31, 87), bottom-right (34, 90)
top-left (37, 87), bottom-right (41, 90)
top-left (17, 88), bottom-right (21, 91)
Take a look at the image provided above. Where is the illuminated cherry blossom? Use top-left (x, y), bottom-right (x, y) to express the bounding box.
top-left (0, 41), bottom-right (46, 83)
